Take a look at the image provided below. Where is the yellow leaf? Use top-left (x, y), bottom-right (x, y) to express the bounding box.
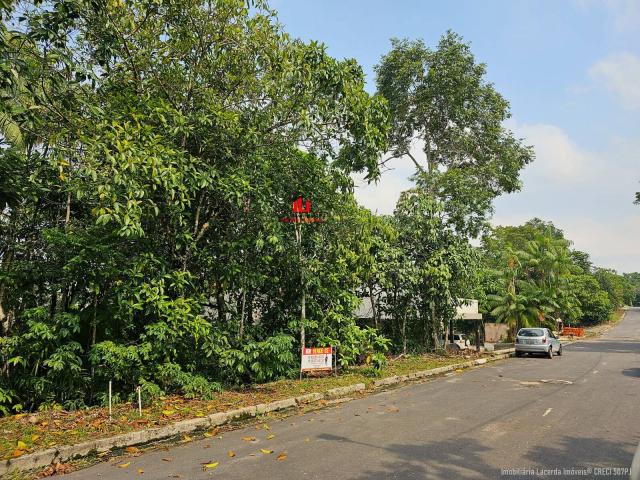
top-left (203, 462), bottom-right (219, 469)
top-left (304, 438), bottom-right (310, 442)
top-left (125, 446), bottom-right (139, 453)
top-left (138, 468), bottom-right (144, 474)
top-left (118, 462), bottom-right (130, 468)
top-left (203, 431), bottom-right (215, 438)
top-left (277, 453), bottom-right (287, 461)
top-left (16, 441), bottom-right (27, 450)
top-left (260, 449), bottom-right (273, 454)
top-left (227, 450), bottom-right (236, 457)
top-left (162, 410), bottom-right (175, 416)
top-left (262, 424), bottom-right (270, 430)
top-left (242, 436), bottom-right (256, 442)
top-left (181, 434), bottom-right (193, 442)
top-left (267, 434), bottom-right (275, 440)
top-left (31, 435), bottom-right (41, 442)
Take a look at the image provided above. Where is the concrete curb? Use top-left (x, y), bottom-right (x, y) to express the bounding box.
top-left (372, 351), bottom-right (512, 388)
top-left (0, 352), bottom-right (513, 475)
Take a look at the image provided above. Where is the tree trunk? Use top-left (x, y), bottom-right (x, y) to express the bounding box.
top-left (0, 256), bottom-right (11, 336)
top-left (430, 303), bottom-right (438, 350)
top-left (368, 282), bottom-right (378, 330)
top-left (401, 313), bottom-right (407, 354)
top-left (238, 289), bottom-right (246, 340)
top-left (216, 282), bottom-right (225, 322)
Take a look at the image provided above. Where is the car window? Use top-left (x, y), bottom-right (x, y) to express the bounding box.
top-left (518, 329), bottom-right (544, 337)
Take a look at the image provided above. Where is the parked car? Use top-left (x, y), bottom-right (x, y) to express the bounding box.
top-left (438, 333), bottom-right (471, 350)
top-left (515, 328), bottom-right (562, 358)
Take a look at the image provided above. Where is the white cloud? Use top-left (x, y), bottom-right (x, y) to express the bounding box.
top-left (352, 138), bottom-right (423, 214)
top-left (573, 0), bottom-right (640, 32)
top-left (507, 121), bottom-right (595, 183)
top-left (589, 52), bottom-right (640, 110)
top-left (352, 120), bottom-right (640, 272)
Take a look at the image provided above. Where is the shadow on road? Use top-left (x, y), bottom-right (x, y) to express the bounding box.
top-left (318, 433), bottom-right (495, 479)
top-left (317, 433), bottom-right (635, 480)
top-left (567, 340), bottom-right (640, 355)
top-left (524, 435), bottom-right (635, 479)
top-left (622, 368), bottom-right (640, 378)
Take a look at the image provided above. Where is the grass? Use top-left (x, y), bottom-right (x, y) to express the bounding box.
top-left (609, 308), bottom-right (626, 324)
top-left (0, 353), bottom-right (465, 462)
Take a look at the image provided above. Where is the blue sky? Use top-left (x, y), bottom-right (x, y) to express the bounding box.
top-left (273, 0), bottom-right (640, 273)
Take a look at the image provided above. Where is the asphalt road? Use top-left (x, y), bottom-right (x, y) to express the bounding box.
top-left (64, 308), bottom-right (640, 480)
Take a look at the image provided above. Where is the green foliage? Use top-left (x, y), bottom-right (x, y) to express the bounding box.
top-left (324, 324), bottom-right (390, 371)
top-left (156, 363), bottom-right (221, 400)
top-left (0, 1), bottom-right (546, 415)
top-left (134, 379), bottom-right (164, 408)
top-left (219, 334), bottom-right (297, 384)
top-left (481, 220), bottom-right (630, 330)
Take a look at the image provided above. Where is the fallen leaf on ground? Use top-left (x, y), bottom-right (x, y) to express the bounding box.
top-left (242, 436), bottom-right (256, 442)
top-left (180, 434), bottom-right (193, 443)
top-left (203, 430), bottom-right (216, 438)
top-left (277, 453), bottom-right (287, 461)
top-left (260, 449), bottom-right (273, 454)
top-left (16, 440), bottom-right (27, 450)
top-left (125, 446), bottom-right (139, 454)
top-left (118, 462), bottom-right (130, 468)
top-left (202, 462), bottom-right (219, 470)
top-left (12, 449), bottom-right (25, 458)
top-left (227, 450), bottom-right (236, 457)
top-left (31, 434), bottom-right (41, 442)
top-left (267, 434), bottom-right (275, 440)
top-left (162, 410), bottom-right (175, 416)
top-left (138, 468), bottom-right (144, 474)
top-left (162, 457), bottom-right (172, 462)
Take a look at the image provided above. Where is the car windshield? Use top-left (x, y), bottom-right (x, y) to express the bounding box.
top-left (518, 329), bottom-right (544, 337)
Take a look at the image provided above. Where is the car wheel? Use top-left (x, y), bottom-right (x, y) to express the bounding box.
top-left (547, 347), bottom-right (553, 359)
top-left (557, 345), bottom-right (563, 356)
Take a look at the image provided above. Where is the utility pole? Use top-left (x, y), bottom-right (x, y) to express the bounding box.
top-left (294, 212), bottom-right (305, 351)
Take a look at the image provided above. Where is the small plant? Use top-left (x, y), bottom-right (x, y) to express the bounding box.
top-left (131, 379), bottom-right (164, 407)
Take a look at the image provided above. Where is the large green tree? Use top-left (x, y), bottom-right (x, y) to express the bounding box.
top-left (374, 32), bottom-right (533, 344)
top-left (0, 0), bottom-right (390, 412)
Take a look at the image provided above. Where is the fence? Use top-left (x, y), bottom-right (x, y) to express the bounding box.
top-left (562, 326), bottom-right (585, 337)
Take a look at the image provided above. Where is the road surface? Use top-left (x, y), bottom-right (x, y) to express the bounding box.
top-left (64, 308), bottom-right (640, 479)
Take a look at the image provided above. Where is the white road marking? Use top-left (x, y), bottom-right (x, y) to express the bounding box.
top-left (543, 408), bottom-right (552, 417)
top-left (593, 370), bottom-right (599, 374)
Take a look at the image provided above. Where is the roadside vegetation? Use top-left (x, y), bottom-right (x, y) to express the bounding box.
top-left (1, 0), bottom-right (638, 428)
top-left (0, 352), bottom-right (464, 461)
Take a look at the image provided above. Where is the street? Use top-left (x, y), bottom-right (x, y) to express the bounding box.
top-left (64, 309), bottom-right (640, 480)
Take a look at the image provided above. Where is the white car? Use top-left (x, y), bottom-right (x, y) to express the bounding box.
top-left (439, 333), bottom-right (471, 350)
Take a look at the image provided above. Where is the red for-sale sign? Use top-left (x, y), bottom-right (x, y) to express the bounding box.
top-left (301, 346), bottom-right (333, 371)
